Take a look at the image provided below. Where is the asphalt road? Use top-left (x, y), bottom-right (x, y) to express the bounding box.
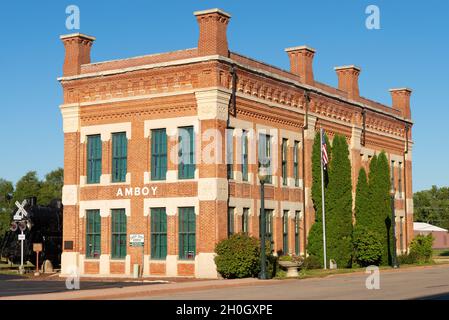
top-left (1, 265), bottom-right (449, 300)
top-left (136, 265), bottom-right (449, 300)
top-left (0, 274), bottom-right (164, 297)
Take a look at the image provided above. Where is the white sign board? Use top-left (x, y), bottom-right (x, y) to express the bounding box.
top-left (18, 234), bottom-right (25, 241)
top-left (129, 234), bottom-right (144, 246)
top-left (13, 200), bottom-right (29, 221)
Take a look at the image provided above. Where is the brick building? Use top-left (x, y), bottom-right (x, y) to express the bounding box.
top-left (59, 8), bottom-right (414, 278)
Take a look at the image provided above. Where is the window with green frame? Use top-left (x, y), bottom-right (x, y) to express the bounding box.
top-left (227, 128), bottom-right (234, 180)
top-left (87, 135), bottom-right (102, 184)
top-left (283, 210), bottom-right (289, 254)
top-left (258, 133), bottom-right (272, 183)
top-left (242, 208), bottom-right (249, 234)
top-left (112, 132), bottom-right (127, 183)
top-left (151, 208), bottom-right (167, 259)
top-left (86, 209), bottom-right (101, 258)
top-left (294, 141), bottom-right (300, 187)
top-left (295, 211), bottom-right (300, 255)
top-left (178, 126), bottom-right (195, 179)
top-left (227, 207), bottom-right (235, 237)
top-left (242, 130), bottom-right (249, 182)
top-left (151, 129), bottom-right (167, 180)
top-left (259, 209), bottom-right (273, 251)
top-left (111, 209), bottom-right (127, 259)
top-left (179, 207), bottom-right (196, 260)
top-left (282, 139), bottom-right (288, 186)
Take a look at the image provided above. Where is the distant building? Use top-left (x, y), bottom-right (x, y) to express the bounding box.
top-left (414, 222), bottom-right (449, 249)
top-left (59, 8), bottom-right (414, 278)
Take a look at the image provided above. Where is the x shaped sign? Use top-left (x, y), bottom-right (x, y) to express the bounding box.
top-left (13, 200), bottom-right (29, 221)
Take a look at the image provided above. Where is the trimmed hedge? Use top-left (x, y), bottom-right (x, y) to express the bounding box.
top-left (409, 234), bottom-right (434, 263)
top-left (214, 233), bottom-right (261, 279)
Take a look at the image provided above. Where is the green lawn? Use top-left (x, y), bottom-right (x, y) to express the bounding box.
top-left (275, 261), bottom-right (443, 280)
top-left (433, 249), bottom-right (449, 257)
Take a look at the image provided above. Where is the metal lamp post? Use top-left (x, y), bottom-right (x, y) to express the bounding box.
top-left (390, 188), bottom-right (399, 268)
top-left (258, 165), bottom-right (269, 280)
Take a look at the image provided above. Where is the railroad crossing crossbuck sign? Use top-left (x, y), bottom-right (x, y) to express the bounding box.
top-left (13, 200), bottom-right (29, 221)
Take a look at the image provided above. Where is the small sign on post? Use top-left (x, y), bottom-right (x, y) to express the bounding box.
top-left (129, 234), bottom-right (144, 247)
top-left (33, 243), bottom-right (42, 276)
top-left (129, 234), bottom-right (145, 278)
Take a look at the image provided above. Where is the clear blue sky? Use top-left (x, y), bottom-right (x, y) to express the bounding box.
top-left (0, 0), bottom-right (447, 192)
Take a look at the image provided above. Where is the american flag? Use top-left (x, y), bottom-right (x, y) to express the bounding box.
top-left (321, 129), bottom-right (329, 170)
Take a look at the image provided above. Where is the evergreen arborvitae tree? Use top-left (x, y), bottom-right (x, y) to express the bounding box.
top-left (307, 131), bottom-right (331, 265)
top-left (353, 167), bottom-right (382, 266)
top-left (376, 152), bottom-right (393, 265)
top-left (367, 153), bottom-right (392, 265)
top-left (354, 168), bottom-right (370, 227)
top-left (325, 135), bottom-right (353, 268)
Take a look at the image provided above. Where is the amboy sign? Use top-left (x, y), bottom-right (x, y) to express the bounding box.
top-left (116, 186), bottom-right (158, 197)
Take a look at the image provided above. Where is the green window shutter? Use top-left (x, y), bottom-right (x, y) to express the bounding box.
top-left (178, 127), bottom-right (195, 179)
top-left (294, 141), bottom-right (299, 187)
top-left (259, 209), bottom-right (273, 251)
top-left (151, 208), bottom-right (167, 259)
top-left (111, 209), bottom-right (127, 259)
top-left (399, 162), bottom-right (402, 195)
top-left (112, 133), bottom-right (128, 183)
top-left (282, 139), bottom-right (288, 186)
top-left (86, 209), bottom-right (101, 258)
top-left (179, 207), bottom-right (196, 260)
top-left (228, 207), bottom-right (234, 237)
top-left (242, 130), bottom-right (249, 182)
top-left (87, 135), bottom-right (102, 184)
top-left (227, 128), bottom-right (234, 180)
top-left (295, 211), bottom-right (300, 255)
top-left (151, 129), bottom-right (168, 181)
top-left (283, 211), bottom-right (289, 254)
top-left (242, 208), bottom-right (249, 234)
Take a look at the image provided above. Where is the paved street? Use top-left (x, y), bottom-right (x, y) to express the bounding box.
top-left (138, 265), bottom-right (449, 300)
top-left (1, 265), bottom-right (448, 300)
top-left (0, 274), bottom-right (166, 298)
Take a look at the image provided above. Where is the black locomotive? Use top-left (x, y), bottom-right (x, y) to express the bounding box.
top-left (0, 197), bottom-right (63, 267)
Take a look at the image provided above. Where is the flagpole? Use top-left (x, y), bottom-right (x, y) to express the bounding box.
top-left (320, 127), bottom-right (328, 270)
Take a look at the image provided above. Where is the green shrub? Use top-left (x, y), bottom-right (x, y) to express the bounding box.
top-left (397, 252), bottom-right (418, 265)
top-left (303, 255), bottom-right (322, 270)
top-left (353, 227), bottom-right (383, 267)
top-left (215, 233), bottom-right (261, 279)
top-left (410, 234), bottom-right (434, 263)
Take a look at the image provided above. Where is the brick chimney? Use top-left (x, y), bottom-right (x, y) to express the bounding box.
top-left (60, 33), bottom-right (95, 76)
top-left (334, 65), bottom-right (361, 100)
top-left (285, 46), bottom-right (315, 85)
top-left (390, 88), bottom-right (412, 119)
top-left (194, 8), bottom-right (231, 57)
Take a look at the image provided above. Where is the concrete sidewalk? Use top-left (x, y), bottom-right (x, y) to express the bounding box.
top-left (0, 277), bottom-right (280, 300)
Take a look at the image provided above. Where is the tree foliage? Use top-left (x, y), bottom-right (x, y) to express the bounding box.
top-left (214, 233), bottom-right (261, 279)
top-left (353, 226), bottom-right (383, 266)
top-left (0, 179), bottom-right (14, 238)
top-left (307, 131), bottom-right (331, 266)
top-left (414, 186), bottom-right (449, 231)
top-left (0, 169), bottom-right (64, 239)
top-left (409, 234), bottom-right (434, 264)
top-left (367, 152), bottom-right (393, 265)
top-left (324, 135), bottom-right (353, 268)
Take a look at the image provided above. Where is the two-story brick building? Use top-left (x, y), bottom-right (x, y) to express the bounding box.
top-left (59, 8), bottom-right (414, 278)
